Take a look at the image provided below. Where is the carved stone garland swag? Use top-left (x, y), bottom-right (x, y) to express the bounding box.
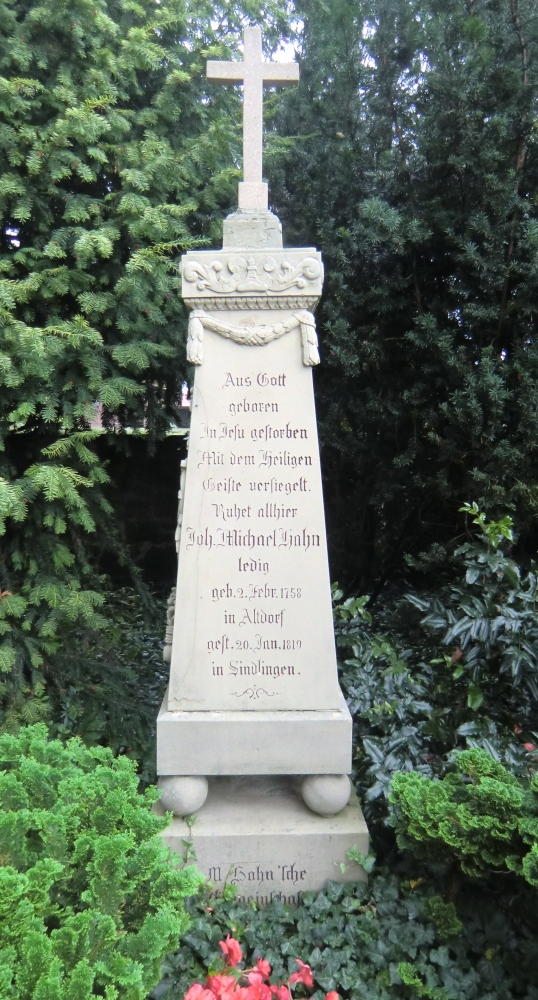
top-left (186, 309), bottom-right (320, 367)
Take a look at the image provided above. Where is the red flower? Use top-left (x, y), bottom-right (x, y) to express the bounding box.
top-left (248, 973), bottom-right (264, 986)
top-left (185, 985), bottom-right (215, 1000)
top-left (524, 742), bottom-right (536, 752)
top-left (235, 989), bottom-right (254, 1000)
top-left (289, 961), bottom-right (314, 989)
top-left (255, 959), bottom-right (271, 981)
top-left (221, 985), bottom-right (240, 1000)
top-left (325, 993), bottom-right (340, 1000)
top-left (246, 981), bottom-right (271, 1000)
top-left (208, 976), bottom-right (237, 997)
top-left (219, 935), bottom-right (243, 968)
top-left (270, 988), bottom-right (290, 1000)
top-left (514, 724), bottom-right (523, 734)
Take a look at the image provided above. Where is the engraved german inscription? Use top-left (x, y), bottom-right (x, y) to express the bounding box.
top-left (168, 325), bottom-right (341, 712)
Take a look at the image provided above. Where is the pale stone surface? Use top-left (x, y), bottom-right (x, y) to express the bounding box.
top-left (157, 690), bottom-right (352, 775)
top-left (162, 588), bottom-right (176, 664)
top-left (181, 248), bottom-right (323, 306)
top-left (158, 775), bottom-right (209, 816)
top-left (185, 309), bottom-right (319, 368)
top-left (237, 182), bottom-right (268, 212)
top-left (156, 776), bottom-right (368, 905)
top-left (167, 325), bottom-right (341, 713)
top-left (301, 774), bottom-right (351, 817)
top-left (206, 27), bottom-right (298, 201)
top-left (223, 210), bottom-right (282, 249)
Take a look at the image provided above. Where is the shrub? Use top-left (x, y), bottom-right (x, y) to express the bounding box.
top-left (0, 723), bottom-right (203, 999)
top-left (391, 746), bottom-right (538, 891)
top-left (47, 587), bottom-right (168, 786)
top-left (333, 508), bottom-right (536, 834)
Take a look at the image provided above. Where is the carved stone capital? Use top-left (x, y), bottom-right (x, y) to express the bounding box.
top-left (181, 248), bottom-right (324, 308)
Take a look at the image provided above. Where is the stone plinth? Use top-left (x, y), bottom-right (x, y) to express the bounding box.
top-left (156, 776), bottom-right (368, 906)
top-left (223, 210), bottom-right (283, 249)
top-left (157, 690), bottom-right (352, 775)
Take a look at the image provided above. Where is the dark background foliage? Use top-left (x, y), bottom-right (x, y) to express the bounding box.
top-left (269, 0), bottom-right (538, 595)
top-left (0, 0), bottom-right (292, 729)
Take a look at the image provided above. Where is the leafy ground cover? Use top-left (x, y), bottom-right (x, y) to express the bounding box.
top-left (155, 875), bottom-right (538, 1000)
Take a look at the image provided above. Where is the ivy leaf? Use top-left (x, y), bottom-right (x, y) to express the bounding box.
top-left (467, 684), bottom-right (484, 711)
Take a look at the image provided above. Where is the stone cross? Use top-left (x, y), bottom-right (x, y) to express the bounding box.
top-left (206, 26), bottom-right (299, 213)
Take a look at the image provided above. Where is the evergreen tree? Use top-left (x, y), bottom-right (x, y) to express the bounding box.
top-left (0, 0), bottom-right (291, 729)
top-left (270, 0), bottom-right (538, 594)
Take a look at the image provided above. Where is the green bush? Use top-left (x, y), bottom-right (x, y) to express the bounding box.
top-left (0, 0), bottom-right (291, 732)
top-left (391, 747), bottom-right (538, 891)
top-left (0, 723), bottom-right (203, 999)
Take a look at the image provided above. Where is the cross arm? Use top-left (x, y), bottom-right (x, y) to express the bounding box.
top-left (262, 63), bottom-right (299, 85)
top-left (206, 60), bottom-right (245, 83)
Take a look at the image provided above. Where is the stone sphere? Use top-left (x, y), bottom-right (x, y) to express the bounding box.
top-left (158, 775), bottom-right (209, 817)
top-left (301, 774), bottom-right (351, 817)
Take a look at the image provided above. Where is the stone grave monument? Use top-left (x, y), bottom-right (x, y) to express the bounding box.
top-left (156, 26), bottom-right (368, 905)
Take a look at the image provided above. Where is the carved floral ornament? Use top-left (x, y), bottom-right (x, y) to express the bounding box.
top-left (187, 309), bottom-right (320, 367)
top-left (182, 254), bottom-right (322, 295)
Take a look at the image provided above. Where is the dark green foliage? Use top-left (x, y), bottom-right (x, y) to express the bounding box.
top-left (423, 898), bottom-right (462, 941)
top-left (48, 587), bottom-right (167, 784)
top-left (155, 875), bottom-right (538, 1000)
top-left (406, 504), bottom-right (538, 717)
top-left (333, 510), bottom-right (535, 833)
top-left (0, 723), bottom-right (204, 998)
top-left (270, 0), bottom-right (538, 590)
top-left (0, 0), bottom-right (291, 730)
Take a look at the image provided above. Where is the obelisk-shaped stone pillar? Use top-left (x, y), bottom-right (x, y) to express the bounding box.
top-left (156, 29), bottom-right (367, 901)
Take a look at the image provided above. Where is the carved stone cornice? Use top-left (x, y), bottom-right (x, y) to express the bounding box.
top-left (183, 295), bottom-right (320, 311)
top-left (181, 248), bottom-right (323, 308)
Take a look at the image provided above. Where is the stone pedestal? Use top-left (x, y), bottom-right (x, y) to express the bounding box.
top-left (156, 776), bottom-right (368, 906)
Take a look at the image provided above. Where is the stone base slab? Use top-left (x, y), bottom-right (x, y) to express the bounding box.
top-left (156, 775), bottom-right (368, 906)
top-left (156, 692), bottom-right (352, 776)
